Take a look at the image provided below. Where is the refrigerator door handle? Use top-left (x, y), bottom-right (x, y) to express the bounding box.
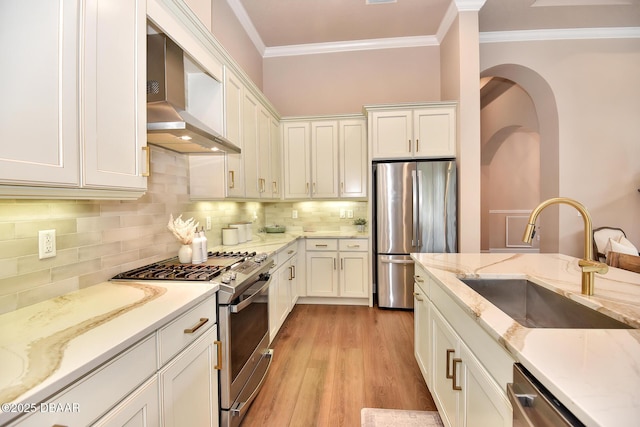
top-left (380, 258), bottom-right (414, 265)
top-left (416, 169), bottom-right (423, 249)
top-left (411, 170), bottom-right (419, 247)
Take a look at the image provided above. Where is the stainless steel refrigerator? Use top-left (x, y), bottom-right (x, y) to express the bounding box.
top-left (373, 160), bottom-right (457, 309)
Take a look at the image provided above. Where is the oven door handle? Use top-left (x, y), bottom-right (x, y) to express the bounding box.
top-left (229, 274), bottom-right (271, 314)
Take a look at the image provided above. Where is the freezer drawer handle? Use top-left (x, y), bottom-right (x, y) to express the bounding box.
top-left (380, 258), bottom-right (414, 264)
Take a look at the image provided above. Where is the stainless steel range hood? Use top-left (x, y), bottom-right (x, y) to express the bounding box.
top-left (146, 34), bottom-right (240, 154)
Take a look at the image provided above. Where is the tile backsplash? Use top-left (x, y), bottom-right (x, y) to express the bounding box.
top-left (0, 148), bottom-right (262, 314)
top-left (0, 147), bottom-right (369, 314)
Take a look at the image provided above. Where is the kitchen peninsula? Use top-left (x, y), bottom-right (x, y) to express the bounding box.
top-left (412, 252), bottom-right (640, 427)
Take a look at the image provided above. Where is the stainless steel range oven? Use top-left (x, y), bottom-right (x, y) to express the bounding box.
top-left (112, 251), bottom-right (275, 427)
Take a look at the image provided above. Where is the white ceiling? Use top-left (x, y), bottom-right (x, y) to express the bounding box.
top-left (231, 0), bottom-right (640, 55)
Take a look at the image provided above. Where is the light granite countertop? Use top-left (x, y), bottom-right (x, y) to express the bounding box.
top-left (411, 253), bottom-right (640, 427)
top-left (0, 230), bottom-right (367, 424)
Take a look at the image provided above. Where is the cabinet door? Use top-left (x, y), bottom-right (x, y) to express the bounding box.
top-left (225, 69), bottom-right (245, 197)
top-left (0, 0), bottom-right (79, 186)
top-left (289, 256), bottom-right (298, 306)
top-left (270, 116), bottom-right (282, 198)
top-left (371, 110), bottom-right (412, 159)
top-left (459, 344), bottom-right (512, 427)
top-left (282, 122), bottom-right (311, 199)
top-left (339, 119), bottom-right (367, 198)
top-left (414, 283), bottom-right (430, 387)
top-left (339, 252), bottom-right (369, 298)
top-left (160, 326), bottom-right (219, 427)
top-left (93, 376), bottom-right (159, 427)
top-left (310, 121), bottom-right (339, 198)
top-left (431, 305), bottom-right (460, 427)
top-left (243, 91), bottom-right (260, 198)
top-left (306, 252), bottom-right (338, 297)
top-left (257, 107), bottom-right (272, 198)
top-left (413, 107), bottom-right (456, 158)
top-left (82, 0), bottom-right (147, 190)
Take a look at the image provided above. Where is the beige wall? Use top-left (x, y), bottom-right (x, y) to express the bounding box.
top-left (441, 12), bottom-right (483, 252)
top-left (481, 37), bottom-right (640, 256)
top-left (263, 47), bottom-right (442, 116)
top-left (211, 0), bottom-right (263, 89)
top-left (481, 82), bottom-right (541, 251)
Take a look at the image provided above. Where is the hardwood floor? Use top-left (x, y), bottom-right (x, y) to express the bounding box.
top-left (241, 304), bottom-right (437, 427)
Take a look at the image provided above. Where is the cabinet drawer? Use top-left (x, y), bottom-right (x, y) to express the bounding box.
top-left (158, 294), bottom-right (216, 366)
top-left (338, 239), bottom-right (368, 252)
top-left (11, 334), bottom-right (157, 427)
top-left (305, 239), bottom-right (338, 251)
top-left (277, 241), bottom-right (298, 266)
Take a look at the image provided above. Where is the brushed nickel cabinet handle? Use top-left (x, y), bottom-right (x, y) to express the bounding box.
top-left (292, 265), bottom-right (296, 278)
top-left (446, 349), bottom-right (455, 379)
top-left (306, 182), bottom-right (309, 194)
top-left (289, 266), bottom-right (294, 280)
top-left (414, 275), bottom-right (424, 283)
top-left (141, 146), bottom-right (150, 177)
top-left (347, 244), bottom-right (360, 248)
top-left (273, 181), bottom-right (277, 193)
top-left (340, 258), bottom-right (344, 270)
top-left (408, 139), bottom-right (412, 152)
top-left (333, 258), bottom-right (336, 270)
top-left (416, 138), bottom-right (419, 153)
top-left (452, 358), bottom-right (462, 391)
top-left (214, 340), bottom-right (222, 370)
top-left (288, 249), bottom-right (294, 254)
top-left (184, 317), bottom-right (209, 334)
top-left (413, 291), bottom-right (423, 302)
top-left (315, 244), bottom-right (328, 248)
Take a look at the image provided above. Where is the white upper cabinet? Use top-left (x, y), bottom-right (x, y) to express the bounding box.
top-left (310, 121), bottom-right (339, 198)
top-left (339, 119), bottom-right (367, 198)
top-left (224, 68), bottom-right (245, 198)
top-left (282, 122), bottom-right (311, 199)
top-left (282, 115), bottom-right (366, 200)
top-left (82, 0), bottom-right (147, 191)
top-left (368, 103), bottom-right (456, 160)
top-left (0, 0), bottom-right (147, 198)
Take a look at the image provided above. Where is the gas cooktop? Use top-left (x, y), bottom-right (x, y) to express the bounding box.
top-left (111, 251), bottom-right (256, 282)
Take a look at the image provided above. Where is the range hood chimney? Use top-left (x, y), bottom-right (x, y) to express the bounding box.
top-left (146, 34), bottom-right (241, 154)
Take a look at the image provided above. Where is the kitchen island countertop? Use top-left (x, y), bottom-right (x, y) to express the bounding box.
top-left (411, 252), bottom-right (640, 427)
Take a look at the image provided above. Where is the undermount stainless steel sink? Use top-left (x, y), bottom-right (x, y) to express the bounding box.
top-left (459, 278), bottom-right (633, 329)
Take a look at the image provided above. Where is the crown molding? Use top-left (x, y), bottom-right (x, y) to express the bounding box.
top-left (480, 26), bottom-right (640, 43)
top-left (454, 0), bottom-right (488, 11)
top-left (225, 0), bottom-right (265, 56)
top-left (263, 36), bottom-right (440, 58)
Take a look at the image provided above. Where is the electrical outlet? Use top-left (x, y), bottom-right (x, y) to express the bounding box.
top-left (206, 216), bottom-right (212, 230)
top-left (292, 210), bottom-right (298, 219)
top-left (347, 210), bottom-right (354, 219)
top-left (340, 209), bottom-right (346, 219)
top-left (39, 229), bottom-right (57, 259)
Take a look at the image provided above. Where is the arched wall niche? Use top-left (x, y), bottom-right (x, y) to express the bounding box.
top-left (480, 64), bottom-right (560, 253)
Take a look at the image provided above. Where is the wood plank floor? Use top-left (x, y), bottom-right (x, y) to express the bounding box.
top-left (241, 304), bottom-right (437, 427)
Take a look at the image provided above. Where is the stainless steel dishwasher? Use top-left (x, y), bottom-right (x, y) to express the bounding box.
top-left (508, 364), bottom-right (586, 427)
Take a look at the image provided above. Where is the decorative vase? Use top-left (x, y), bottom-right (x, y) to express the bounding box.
top-left (178, 244), bottom-right (192, 263)
top-left (357, 225), bottom-right (365, 233)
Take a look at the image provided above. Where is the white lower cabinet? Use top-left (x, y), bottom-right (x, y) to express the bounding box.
top-left (306, 239), bottom-right (369, 299)
top-left (414, 271), bottom-right (513, 427)
top-left (93, 376), bottom-right (160, 427)
top-left (270, 242), bottom-right (298, 342)
top-left (9, 294), bottom-right (219, 427)
top-left (159, 325), bottom-right (219, 427)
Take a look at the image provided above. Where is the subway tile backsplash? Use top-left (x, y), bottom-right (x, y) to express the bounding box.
top-left (0, 147), bottom-right (368, 314)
